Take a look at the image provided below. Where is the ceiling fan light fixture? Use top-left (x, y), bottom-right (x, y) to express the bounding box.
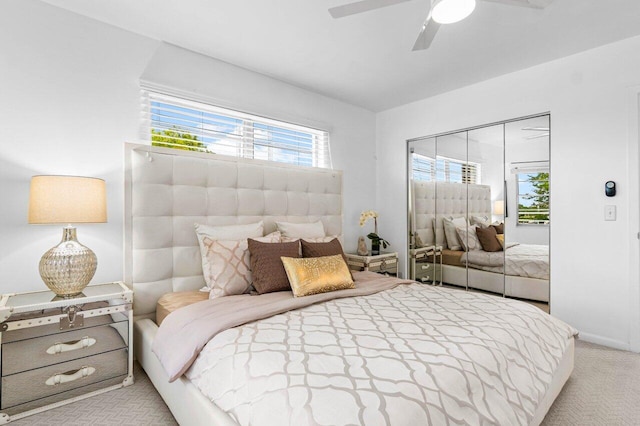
top-left (431, 0), bottom-right (476, 24)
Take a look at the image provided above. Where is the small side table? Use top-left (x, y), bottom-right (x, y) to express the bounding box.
top-left (0, 282), bottom-right (133, 424)
top-left (345, 252), bottom-right (398, 276)
top-left (409, 245), bottom-right (443, 285)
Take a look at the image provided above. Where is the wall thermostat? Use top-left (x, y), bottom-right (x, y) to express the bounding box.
top-left (605, 181), bottom-right (616, 197)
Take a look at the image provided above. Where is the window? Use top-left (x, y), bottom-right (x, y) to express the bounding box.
top-left (412, 153), bottom-right (480, 184)
top-left (516, 172), bottom-right (549, 225)
top-left (141, 90), bottom-right (331, 168)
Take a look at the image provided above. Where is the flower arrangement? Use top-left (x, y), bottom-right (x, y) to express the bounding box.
top-left (359, 210), bottom-right (390, 255)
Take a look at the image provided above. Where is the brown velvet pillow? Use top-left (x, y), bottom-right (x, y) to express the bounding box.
top-left (300, 238), bottom-right (354, 280)
top-left (492, 222), bottom-right (504, 235)
top-left (248, 239), bottom-right (300, 294)
top-left (476, 226), bottom-right (503, 252)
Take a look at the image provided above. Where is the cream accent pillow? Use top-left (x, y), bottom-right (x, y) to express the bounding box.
top-left (200, 232), bottom-right (281, 299)
top-left (455, 225), bottom-right (482, 251)
top-left (276, 220), bottom-right (325, 239)
top-left (442, 216), bottom-right (467, 251)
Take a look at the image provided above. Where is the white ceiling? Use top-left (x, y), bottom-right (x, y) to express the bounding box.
top-left (42, 0), bottom-right (640, 112)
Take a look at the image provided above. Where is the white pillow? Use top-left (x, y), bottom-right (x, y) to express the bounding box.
top-left (281, 235), bottom-right (338, 243)
top-left (442, 216), bottom-right (467, 251)
top-left (470, 215), bottom-right (491, 228)
top-left (275, 221), bottom-right (325, 238)
top-left (455, 225), bottom-right (482, 251)
top-left (194, 221), bottom-right (264, 241)
top-left (200, 232), bottom-right (281, 299)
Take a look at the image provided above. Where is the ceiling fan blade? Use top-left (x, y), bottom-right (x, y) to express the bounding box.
top-left (329, 0), bottom-right (413, 19)
top-left (412, 17), bottom-right (440, 51)
top-left (481, 0), bottom-right (553, 9)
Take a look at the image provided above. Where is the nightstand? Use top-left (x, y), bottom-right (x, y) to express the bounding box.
top-left (409, 245), bottom-right (443, 284)
top-left (345, 252), bottom-right (398, 276)
top-left (0, 282), bottom-right (133, 424)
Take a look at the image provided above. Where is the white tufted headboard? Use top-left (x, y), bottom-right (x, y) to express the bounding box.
top-left (124, 143), bottom-right (342, 318)
top-left (412, 181), bottom-right (491, 248)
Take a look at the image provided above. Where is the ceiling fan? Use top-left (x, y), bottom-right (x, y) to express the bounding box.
top-left (329, 0), bottom-right (553, 51)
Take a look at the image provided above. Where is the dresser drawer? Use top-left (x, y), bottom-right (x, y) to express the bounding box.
top-left (1, 348), bottom-right (128, 409)
top-left (1, 374), bottom-right (126, 416)
top-left (414, 261), bottom-right (432, 280)
top-left (3, 308), bottom-right (127, 344)
top-left (2, 321), bottom-right (128, 376)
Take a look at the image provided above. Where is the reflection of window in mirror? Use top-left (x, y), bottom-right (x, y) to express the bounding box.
top-left (412, 154), bottom-right (480, 184)
top-left (516, 171), bottom-right (549, 225)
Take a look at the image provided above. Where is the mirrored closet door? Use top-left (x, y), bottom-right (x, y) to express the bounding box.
top-left (407, 115), bottom-right (550, 309)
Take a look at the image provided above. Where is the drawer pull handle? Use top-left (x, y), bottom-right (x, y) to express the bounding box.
top-left (45, 366), bottom-right (96, 386)
top-left (420, 265), bottom-right (430, 270)
top-left (46, 336), bottom-right (96, 355)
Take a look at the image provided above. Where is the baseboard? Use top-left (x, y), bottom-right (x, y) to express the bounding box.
top-left (578, 332), bottom-right (633, 352)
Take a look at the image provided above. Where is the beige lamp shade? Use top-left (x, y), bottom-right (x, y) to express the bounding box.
top-left (493, 200), bottom-right (505, 216)
top-left (29, 175), bottom-right (107, 224)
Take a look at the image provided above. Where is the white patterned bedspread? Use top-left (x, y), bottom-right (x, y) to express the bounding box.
top-left (185, 283), bottom-right (575, 425)
top-left (463, 244), bottom-right (549, 280)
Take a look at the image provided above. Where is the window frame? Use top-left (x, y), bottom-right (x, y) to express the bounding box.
top-left (141, 89), bottom-right (331, 169)
top-left (515, 171), bottom-right (550, 226)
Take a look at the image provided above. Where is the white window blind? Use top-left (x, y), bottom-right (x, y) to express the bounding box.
top-left (412, 153), bottom-right (480, 184)
top-left (140, 90), bottom-right (331, 168)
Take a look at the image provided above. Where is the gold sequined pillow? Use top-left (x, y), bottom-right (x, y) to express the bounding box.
top-left (200, 232), bottom-right (281, 299)
top-left (281, 255), bottom-right (355, 297)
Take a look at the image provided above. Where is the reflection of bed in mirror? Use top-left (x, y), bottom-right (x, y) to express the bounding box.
top-left (411, 181), bottom-right (549, 302)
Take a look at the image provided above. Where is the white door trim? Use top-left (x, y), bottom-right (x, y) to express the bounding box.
top-left (627, 86), bottom-right (640, 352)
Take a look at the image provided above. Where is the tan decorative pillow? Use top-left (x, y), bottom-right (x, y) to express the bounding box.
top-left (455, 225), bottom-right (481, 251)
top-left (195, 221), bottom-right (265, 291)
top-left (475, 226), bottom-right (502, 252)
top-left (200, 232), bottom-right (281, 299)
top-left (248, 239), bottom-right (301, 294)
top-left (300, 238), bottom-right (354, 280)
top-left (281, 255), bottom-right (355, 297)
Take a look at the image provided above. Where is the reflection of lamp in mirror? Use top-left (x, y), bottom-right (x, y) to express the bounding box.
top-left (493, 200), bottom-right (505, 216)
top-left (28, 175), bottom-right (107, 297)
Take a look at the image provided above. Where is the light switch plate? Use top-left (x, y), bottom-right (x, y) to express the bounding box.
top-left (605, 205), bottom-right (616, 221)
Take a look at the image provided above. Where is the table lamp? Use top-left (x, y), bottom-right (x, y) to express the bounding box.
top-left (28, 175), bottom-right (107, 297)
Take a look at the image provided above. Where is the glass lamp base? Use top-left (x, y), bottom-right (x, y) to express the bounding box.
top-left (39, 227), bottom-right (97, 298)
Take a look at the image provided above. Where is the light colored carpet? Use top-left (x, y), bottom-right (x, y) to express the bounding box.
top-left (11, 340), bottom-right (640, 425)
top-left (542, 340), bottom-right (640, 425)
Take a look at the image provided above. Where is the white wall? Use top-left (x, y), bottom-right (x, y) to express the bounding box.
top-left (0, 1), bottom-right (376, 294)
top-left (377, 36), bottom-right (640, 351)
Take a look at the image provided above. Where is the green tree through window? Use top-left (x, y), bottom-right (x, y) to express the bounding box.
top-left (517, 172), bottom-right (549, 224)
top-left (151, 127), bottom-right (208, 152)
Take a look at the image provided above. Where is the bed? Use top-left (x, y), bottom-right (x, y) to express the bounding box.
top-left (126, 144), bottom-right (573, 425)
top-left (411, 181), bottom-right (550, 302)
